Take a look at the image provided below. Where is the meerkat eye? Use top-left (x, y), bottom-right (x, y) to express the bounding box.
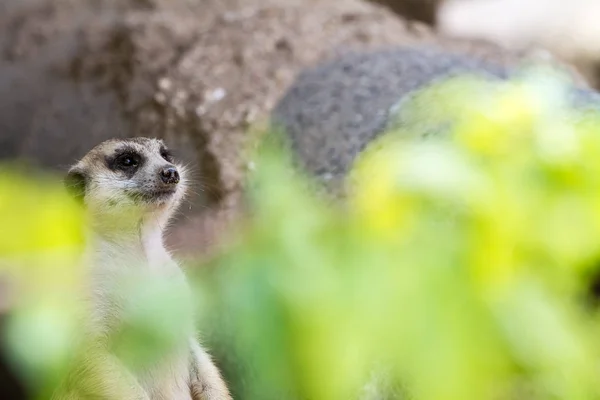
top-left (114, 153), bottom-right (140, 169)
top-left (160, 147), bottom-right (174, 163)
top-left (120, 157), bottom-right (135, 167)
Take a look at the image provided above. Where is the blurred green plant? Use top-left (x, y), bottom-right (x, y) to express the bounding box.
top-left (192, 69), bottom-right (600, 400)
top-left (0, 167), bottom-right (86, 399)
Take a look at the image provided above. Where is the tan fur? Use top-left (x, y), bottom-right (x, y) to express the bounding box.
top-left (53, 138), bottom-right (231, 400)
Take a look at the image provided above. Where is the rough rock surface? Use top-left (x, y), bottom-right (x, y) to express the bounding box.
top-left (272, 47), bottom-right (600, 194)
top-left (271, 48), bottom-right (508, 186)
top-left (0, 0), bottom-right (579, 257)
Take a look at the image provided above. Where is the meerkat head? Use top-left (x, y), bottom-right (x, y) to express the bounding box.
top-left (65, 137), bottom-right (187, 233)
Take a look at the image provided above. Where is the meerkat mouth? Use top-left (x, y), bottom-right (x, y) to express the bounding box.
top-left (127, 188), bottom-right (178, 203)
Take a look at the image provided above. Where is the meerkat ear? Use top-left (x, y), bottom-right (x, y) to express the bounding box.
top-left (64, 166), bottom-right (87, 204)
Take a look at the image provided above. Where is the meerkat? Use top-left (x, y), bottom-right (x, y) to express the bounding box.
top-left (55, 137), bottom-right (231, 400)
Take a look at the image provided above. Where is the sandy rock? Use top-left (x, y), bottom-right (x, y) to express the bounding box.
top-left (92, 0), bottom-right (526, 201)
top-left (0, 0), bottom-right (563, 257)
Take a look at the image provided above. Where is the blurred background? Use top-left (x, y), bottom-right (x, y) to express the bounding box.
top-left (3, 0), bottom-right (600, 399)
top-left (2, 0), bottom-right (600, 259)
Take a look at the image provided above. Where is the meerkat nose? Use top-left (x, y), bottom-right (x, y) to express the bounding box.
top-left (160, 167), bottom-right (180, 185)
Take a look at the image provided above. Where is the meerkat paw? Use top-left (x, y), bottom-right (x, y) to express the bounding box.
top-left (189, 339), bottom-right (232, 400)
top-left (191, 381), bottom-right (232, 400)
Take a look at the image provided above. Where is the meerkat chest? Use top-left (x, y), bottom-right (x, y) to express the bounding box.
top-left (83, 238), bottom-right (195, 341)
top-left (89, 248), bottom-right (193, 327)
top-left (84, 244), bottom-right (196, 399)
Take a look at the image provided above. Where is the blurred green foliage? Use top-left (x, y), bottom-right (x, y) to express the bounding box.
top-left (194, 70), bottom-right (600, 400)
top-left (4, 68), bottom-right (600, 400)
top-left (0, 167), bottom-right (86, 398)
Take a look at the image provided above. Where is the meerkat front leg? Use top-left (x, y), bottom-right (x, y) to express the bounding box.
top-left (189, 339), bottom-right (232, 400)
top-left (52, 350), bottom-right (151, 400)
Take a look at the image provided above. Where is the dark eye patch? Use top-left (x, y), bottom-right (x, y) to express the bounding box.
top-left (160, 146), bottom-right (174, 163)
top-left (106, 146), bottom-right (143, 178)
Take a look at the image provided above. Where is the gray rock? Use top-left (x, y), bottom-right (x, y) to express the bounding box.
top-left (272, 46), bottom-right (600, 186)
